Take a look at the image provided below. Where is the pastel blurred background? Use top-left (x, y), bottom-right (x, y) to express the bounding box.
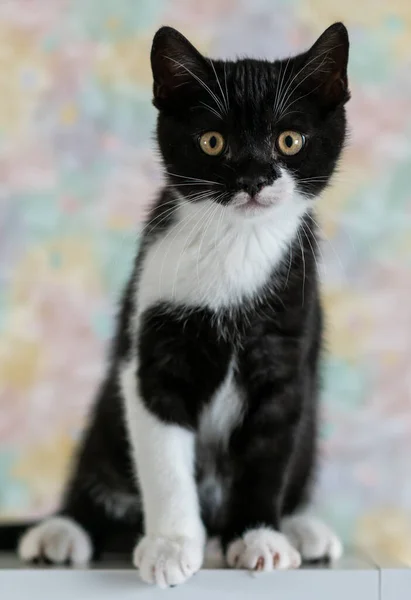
top-left (1, 0), bottom-right (411, 559)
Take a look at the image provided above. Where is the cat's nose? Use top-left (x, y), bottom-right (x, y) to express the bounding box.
top-left (237, 176), bottom-right (269, 197)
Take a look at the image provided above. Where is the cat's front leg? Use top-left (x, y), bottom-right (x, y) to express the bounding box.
top-left (223, 351), bottom-right (306, 572)
top-left (224, 412), bottom-right (303, 573)
top-left (119, 359), bottom-right (205, 588)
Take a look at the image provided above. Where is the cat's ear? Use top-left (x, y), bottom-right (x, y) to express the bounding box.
top-left (303, 22), bottom-right (350, 108)
top-left (151, 26), bottom-right (210, 109)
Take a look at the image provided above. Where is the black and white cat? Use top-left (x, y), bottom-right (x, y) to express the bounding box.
top-left (14, 23), bottom-right (349, 587)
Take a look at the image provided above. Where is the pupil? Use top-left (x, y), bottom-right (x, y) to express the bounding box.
top-left (285, 135), bottom-right (293, 148)
top-left (209, 136), bottom-right (217, 148)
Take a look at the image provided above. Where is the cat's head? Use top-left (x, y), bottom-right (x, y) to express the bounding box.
top-left (151, 24), bottom-right (349, 221)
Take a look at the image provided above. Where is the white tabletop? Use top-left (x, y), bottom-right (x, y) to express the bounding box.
top-left (0, 551), bottom-right (392, 600)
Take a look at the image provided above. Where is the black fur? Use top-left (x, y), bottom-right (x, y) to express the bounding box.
top-left (1, 23), bottom-right (349, 560)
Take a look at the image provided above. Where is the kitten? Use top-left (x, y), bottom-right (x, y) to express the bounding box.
top-left (13, 23), bottom-right (349, 587)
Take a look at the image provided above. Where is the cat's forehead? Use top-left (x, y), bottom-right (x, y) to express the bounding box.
top-left (203, 57), bottom-right (316, 133)
top-left (204, 59), bottom-right (287, 130)
top-left (221, 59), bottom-right (281, 106)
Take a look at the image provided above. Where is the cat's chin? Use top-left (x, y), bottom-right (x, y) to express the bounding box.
top-left (230, 191), bottom-right (277, 219)
top-left (234, 198), bottom-right (275, 216)
top-left (230, 198), bottom-right (279, 222)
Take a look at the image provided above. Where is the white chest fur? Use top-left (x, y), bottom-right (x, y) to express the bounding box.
top-left (196, 360), bottom-right (244, 524)
top-left (137, 194), bottom-right (306, 314)
top-left (198, 359), bottom-right (244, 449)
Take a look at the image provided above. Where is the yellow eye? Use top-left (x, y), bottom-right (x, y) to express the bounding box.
top-left (277, 131), bottom-right (305, 156)
top-left (199, 131), bottom-right (225, 156)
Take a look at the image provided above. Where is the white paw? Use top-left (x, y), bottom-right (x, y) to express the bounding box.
top-left (282, 515), bottom-right (343, 562)
top-left (226, 528), bottom-right (301, 572)
top-left (133, 535), bottom-right (204, 588)
top-left (18, 517), bottom-right (92, 566)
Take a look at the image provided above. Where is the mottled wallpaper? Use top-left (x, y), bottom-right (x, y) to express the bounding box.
top-left (1, 0), bottom-right (411, 558)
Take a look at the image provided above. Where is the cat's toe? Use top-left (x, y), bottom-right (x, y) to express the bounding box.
top-left (227, 528), bottom-right (301, 572)
top-left (282, 515), bottom-right (343, 563)
top-left (133, 535), bottom-right (204, 587)
top-left (18, 517), bottom-right (92, 566)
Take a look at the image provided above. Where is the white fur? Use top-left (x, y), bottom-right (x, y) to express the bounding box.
top-left (282, 515), bottom-right (343, 562)
top-left (18, 516), bottom-right (92, 566)
top-left (119, 171), bottom-right (310, 586)
top-left (198, 359), bottom-right (244, 448)
top-left (133, 535), bottom-right (203, 588)
top-left (138, 170), bottom-right (309, 313)
top-left (119, 359), bottom-right (205, 586)
top-left (227, 528), bottom-right (302, 571)
top-left (196, 362), bottom-right (244, 522)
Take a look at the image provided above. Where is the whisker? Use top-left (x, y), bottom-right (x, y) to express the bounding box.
top-left (167, 182), bottom-right (216, 187)
top-left (142, 202), bottom-right (183, 234)
top-left (275, 108), bottom-right (304, 120)
top-left (165, 171), bottom-right (223, 186)
top-left (314, 210), bottom-right (359, 260)
top-left (196, 201), bottom-right (221, 287)
top-left (297, 176), bottom-right (333, 181)
top-left (184, 190), bottom-right (221, 202)
top-left (304, 219), bottom-right (326, 276)
top-left (276, 51), bottom-right (323, 117)
top-left (276, 45), bottom-right (340, 118)
top-left (223, 62), bottom-right (230, 110)
top-left (277, 60), bottom-right (326, 119)
top-left (199, 101), bottom-right (223, 120)
top-left (141, 195), bottom-right (190, 225)
top-left (302, 225), bottom-right (321, 278)
top-left (277, 77), bottom-right (327, 121)
top-left (306, 213), bottom-right (346, 274)
top-left (298, 175), bottom-right (353, 183)
top-left (273, 58), bottom-right (283, 116)
top-left (283, 237), bottom-right (293, 290)
top-left (164, 55), bottom-right (225, 117)
top-left (172, 200), bottom-right (217, 300)
top-left (156, 201), bottom-right (205, 293)
top-left (214, 198), bottom-right (228, 258)
top-left (297, 230), bottom-right (306, 307)
top-left (202, 201), bottom-right (230, 299)
top-left (273, 56), bottom-right (291, 117)
top-left (208, 58), bottom-right (229, 114)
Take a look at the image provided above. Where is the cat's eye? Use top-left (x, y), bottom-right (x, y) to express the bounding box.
top-left (276, 131), bottom-right (305, 156)
top-left (199, 131), bottom-right (225, 156)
